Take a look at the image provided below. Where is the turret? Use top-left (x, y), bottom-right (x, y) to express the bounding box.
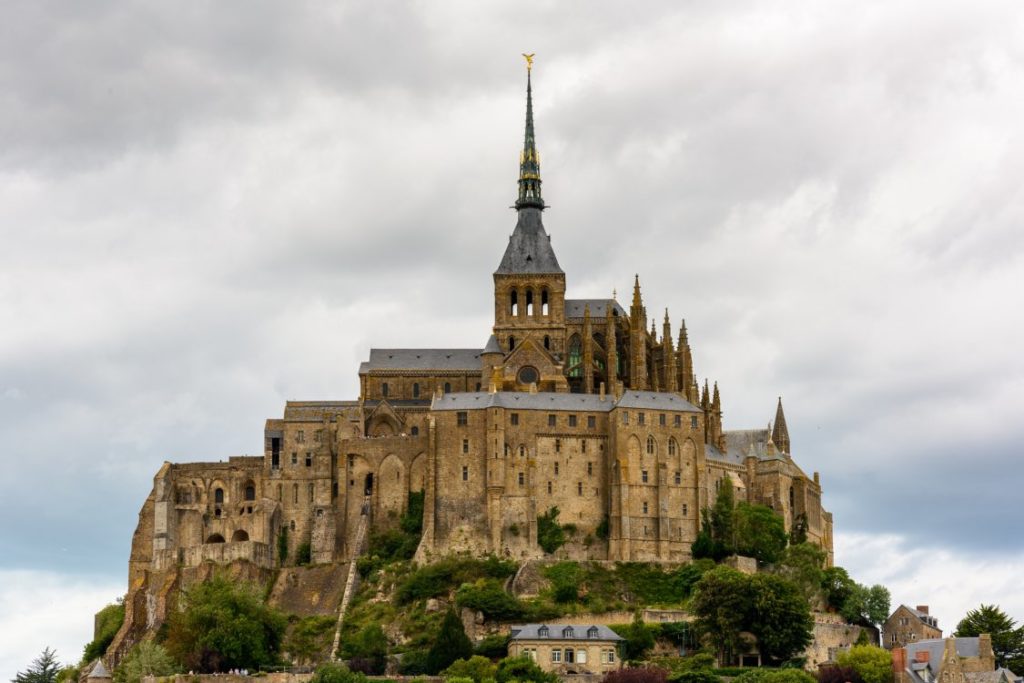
top-left (663, 309), bottom-right (678, 393)
top-left (629, 275), bottom-right (648, 390)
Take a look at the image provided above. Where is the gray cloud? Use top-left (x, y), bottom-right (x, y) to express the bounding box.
top-left (2, 0), bottom-right (1023, 590)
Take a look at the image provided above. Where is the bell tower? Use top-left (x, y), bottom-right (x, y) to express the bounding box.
top-left (493, 55), bottom-right (567, 366)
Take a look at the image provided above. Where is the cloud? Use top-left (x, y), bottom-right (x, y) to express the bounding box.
top-left (1, 0), bottom-right (1023, 595)
top-left (836, 532), bottom-right (1024, 633)
top-left (0, 570), bottom-right (123, 682)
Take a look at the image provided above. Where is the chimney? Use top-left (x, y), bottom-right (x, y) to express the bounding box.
top-left (599, 382), bottom-right (606, 400)
top-left (979, 634), bottom-right (995, 667)
top-left (893, 647), bottom-right (907, 676)
top-left (917, 606), bottom-right (930, 615)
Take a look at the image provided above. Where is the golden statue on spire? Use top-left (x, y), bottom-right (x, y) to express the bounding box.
top-left (522, 53), bottom-right (535, 71)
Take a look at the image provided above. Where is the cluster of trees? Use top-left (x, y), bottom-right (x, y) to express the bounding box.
top-left (692, 483), bottom-right (789, 564)
top-left (955, 604), bottom-right (1024, 673)
top-left (691, 565), bottom-right (814, 665)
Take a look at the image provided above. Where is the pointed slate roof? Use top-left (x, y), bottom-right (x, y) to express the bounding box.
top-left (495, 207), bottom-right (563, 274)
top-left (483, 334), bottom-right (503, 355)
top-left (772, 397), bottom-right (790, 454)
top-left (88, 660), bottom-right (111, 680)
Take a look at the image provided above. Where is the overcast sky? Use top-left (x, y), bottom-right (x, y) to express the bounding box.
top-left (2, 0), bottom-right (1023, 675)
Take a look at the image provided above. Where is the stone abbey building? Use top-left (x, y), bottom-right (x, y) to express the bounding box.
top-left (117, 65), bottom-right (833, 655)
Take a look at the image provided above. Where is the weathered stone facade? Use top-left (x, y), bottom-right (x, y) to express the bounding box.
top-left (886, 605), bottom-right (944, 650)
top-left (110, 66), bottom-right (833, 662)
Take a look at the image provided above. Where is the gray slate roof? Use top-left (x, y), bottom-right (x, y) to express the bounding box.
top-left (495, 207), bottom-right (563, 274)
top-left (510, 624), bottom-right (623, 642)
top-left (483, 335), bottom-right (503, 355)
top-left (904, 637), bottom-right (981, 683)
top-left (723, 429), bottom-right (772, 459)
top-left (432, 390), bottom-right (701, 413)
top-left (565, 299), bottom-right (626, 319)
top-left (360, 348), bottom-right (483, 373)
top-left (616, 390), bottom-right (702, 412)
top-left (433, 391), bottom-right (615, 412)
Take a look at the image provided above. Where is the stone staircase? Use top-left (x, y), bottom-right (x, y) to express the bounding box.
top-left (331, 497), bottom-right (372, 659)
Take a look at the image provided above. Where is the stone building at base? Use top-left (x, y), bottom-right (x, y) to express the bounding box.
top-left (110, 64), bottom-right (833, 662)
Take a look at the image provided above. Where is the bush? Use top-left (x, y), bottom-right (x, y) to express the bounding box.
top-left (397, 556), bottom-right (517, 604)
top-left (311, 662), bottom-right (368, 683)
top-left (537, 507), bottom-right (566, 554)
top-left (113, 642), bottom-right (177, 683)
top-left (604, 668), bottom-right (669, 683)
top-left (620, 612), bottom-right (656, 661)
top-left (474, 634), bottom-right (510, 659)
top-left (164, 574), bottom-right (287, 671)
top-left (296, 542), bottom-right (312, 566)
top-left (495, 656), bottom-right (559, 683)
top-left (398, 650), bottom-right (431, 676)
top-left (817, 665), bottom-right (862, 683)
top-left (834, 646), bottom-right (893, 683)
top-left (443, 655), bottom-right (498, 682)
top-left (339, 624), bottom-right (388, 674)
top-left (669, 671), bottom-right (720, 683)
top-left (286, 615), bottom-right (336, 665)
top-left (84, 602), bottom-right (125, 662)
top-left (456, 579), bottom-right (526, 621)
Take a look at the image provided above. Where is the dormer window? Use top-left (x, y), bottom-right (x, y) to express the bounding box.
top-left (588, 626), bottom-right (599, 639)
top-left (538, 625), bottom-right (549, 638)
top-left (563, 626), bottom-right (574, 638)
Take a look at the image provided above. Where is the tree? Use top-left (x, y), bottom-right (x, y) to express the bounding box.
top-left (774, 543), bottom-right (826, 605)
top-left (821, 567), bottom-right (855, 613)
top-left (495, 656), bottom-right (558, 683)
top-left (789, 513), bottom-right (809, 546)
top-left (955, 604), bottom-right (1024, 672)
top-left (747, 573), bottom-right (814, 664)
top-left (835, 646), bottom-right (891, 683)
top-left (602, 669), bottom-right (668, 683)
top-left (733, 503), bottom-right (789, 564)
top-left (113, 642), bottom-right (178, 683)
top-left (710, 482), bottom-right (736, 553)
top-left (163, 574), bottom-right (287, 672)
top-left (691, 566), bottom-right (752, 664)
top-left (340, 624), bottom-right (389, 674)
top-left (443, 655), bottom-right (498, 682)
top-left (863, 586), bottom-right (891, 626)
top-left (13, 648), bottom-right (62, 683)
top-left (622, 611), bottom-right (656, 661)
top-left (427, 609), bottom-right (474, 674)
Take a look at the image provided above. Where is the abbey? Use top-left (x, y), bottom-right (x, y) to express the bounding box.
top-left (118, 66), bottom-right (832, 650)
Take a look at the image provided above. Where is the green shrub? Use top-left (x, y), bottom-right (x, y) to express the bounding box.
top-left (474, 634), bottom-right (510, 659)
top-left (339, 624), bottom-right (388, 673)
top-left (112, 642), bottom-right (177, 683)
top-left (310, 662), bottom-right (368, 683)
top-left (834, 646), bottom-right (893, 683)
top-left (398, 650), bottom-right (431, 676)
top-left (443, 655), bottom-right (498, 682)
top-left (669, 671), bottom-right (721, 683)
top-left (537, 507), bottom-right (566, 554)
top-left (84, 602), bottom-right (125, 663)
top-left (456, 579), bottom-right (526, 621)
top-left (286, 615), bottom-right (336, 665)
top-left (296, 542), bottom-right (312, 565)
top-left (495, 655), bottom-right (558, 683)
top-left (396, 556), bottom-right (517, 604)
top-left (426, 610), bottom-right (473, 674)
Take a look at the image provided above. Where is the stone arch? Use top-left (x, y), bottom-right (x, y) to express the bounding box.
top-left (205, 533), bottom-right (225, 544)
top-left (231, 529), bottom-right (249, 542)
top-left (681, 438), bottom-right (697, 461)
top-left (646, 434), bottom-right (657, 456)
top-left (367, 413), bottom-right (399, 437)
top-left (243, 480), bottom-right (256, 501)
top-left (627, 434), bottom-right (641, 460)
top-left (409, 453), bottom-right (426, 492)
top-left (346, 454), bottom-right (375, 522)
top-left (378, 454), bottom-right (406, 518)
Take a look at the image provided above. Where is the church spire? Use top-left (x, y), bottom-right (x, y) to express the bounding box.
top-left (516, 54), bottom-right (544, 210)
top-left (772, 396), bottom-right (790, 454)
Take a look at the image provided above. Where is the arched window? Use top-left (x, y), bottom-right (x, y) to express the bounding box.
top-left (519, 445), bottom-right (526, 457)
top-left (413, 382), bottom-right (420, 398)
top-left (526, 290), bottom-right (534, 316)
top-left (509, 336), bottom-right (516, 351)
top-left (646, 436), bottom-right (656, 455)
top-left (541, 289), bottom-right (549, 316)
top-left (411, 426), bottom-right (419, 436)
top-left (244, 484), bottom-right (256, 501)
top-left (231, 529), bottom-right (249, 542)
top-left (214, 488), bottom-right (224, 504)
top-left (544, 335), bottom-right (550, 350)
top-left (205, 533), bottom-right (225, 544)
top-left (444, 382), bottom-right (451, 393)
top-left (789, 486), bottom-right (795, 507)
top-left (567, 335), bottom-right (582, 378)
top-left (510, 290), bottom-right (518, 316)
top-left (289, 519), bottom-right (296, 531)
top-left (668, 438), bottom-right (677, 456)
top-left (382, 382), bottom-right (389, 397)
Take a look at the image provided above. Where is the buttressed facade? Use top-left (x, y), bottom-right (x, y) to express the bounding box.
top-left (116, 64), bottom-right (832, 656)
